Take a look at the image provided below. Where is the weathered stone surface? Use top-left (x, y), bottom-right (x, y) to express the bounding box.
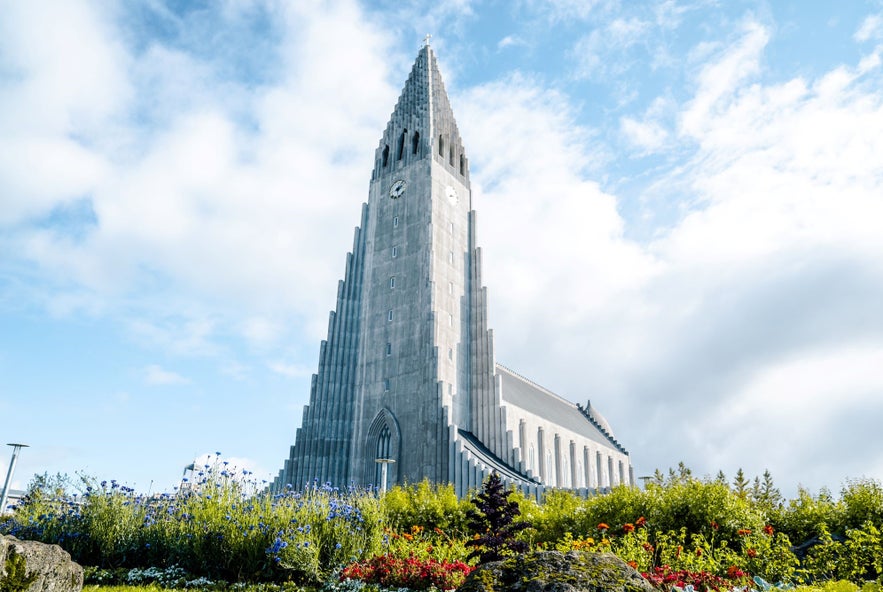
top-left (0, 535), bottom-right (83, 592)
top-left (458, 551), bottom-right (656, 592)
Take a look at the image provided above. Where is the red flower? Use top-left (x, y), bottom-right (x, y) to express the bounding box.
top-left (747, 548), bottom-right (758, 558)
top-left (636, 516), bottom-right (647, 527)
top-left (710, 520), bottom-right (719, 530)
top-left (763, 524), bottom-right (774, 536)
top-left (598, 523), bottom-right (609, 531)
top-left (623, 523), bottom-right (635, 533)
top-left (642, 542), bottom-right (654, 553)
top-left (695, 548), bottom-right (703, 557)
top-left (737, 528), bottom-right (752, 536)
top-left (727, 565), bottom-right (748, 579)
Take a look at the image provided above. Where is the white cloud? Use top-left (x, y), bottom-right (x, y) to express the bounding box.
top-left (680, 20), bottom-right (769, 138)
top-left (457, 15), bottom-right (883, 493)
top-left (497, 35), bottom-right (524, 50)
top-left (2, 0), bottom-right (398, 345)
top-left (855, 13), bottom-right (883, 42)
top-left (268, 361), bottom-right (313, 378)
top-left (571, 17), bottom-right (650, 80)
top-left (144, 364), bottom-right (190, 385)
top-left (620, 116), bottom-right (669, 151)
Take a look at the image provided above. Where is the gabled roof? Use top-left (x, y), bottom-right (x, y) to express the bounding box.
top-left (496, 364), bottom-right (628, 455)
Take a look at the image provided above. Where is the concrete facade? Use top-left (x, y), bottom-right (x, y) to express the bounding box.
top-left (273, 43), bottom-right (632, 497)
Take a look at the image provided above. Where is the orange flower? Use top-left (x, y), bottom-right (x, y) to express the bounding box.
top-left (676, 545), bottom-right (683, 558)
top-left (763, 524), bottom-right (774, 536)
top-left (642, 542), bottom-right (655, 553)
top-left (747, 548), bottom-right (758, 558)
top-left (710, 520), bottom-right (719, 530)
top-left (737, 529), bottom-right (752, 536)
top-left (623, 523), bottom-right (635, 533)
top-left (598, 523), bottom-right (609, 530)
top-left (636, 516), bottom-right (647, 527)
top-left (403, 533), bottom-right (413, 541)
top-left (627, 560), bottom-right (638, 569)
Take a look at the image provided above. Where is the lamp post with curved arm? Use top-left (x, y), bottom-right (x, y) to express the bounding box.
top-left (0, 443), bottom-right (29, 515)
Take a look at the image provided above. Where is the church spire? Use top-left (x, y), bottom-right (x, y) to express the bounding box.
top-left (372, 41), bottom-right (469, 182)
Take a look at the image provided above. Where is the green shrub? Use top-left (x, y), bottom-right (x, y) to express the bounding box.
top-left (381, 480), bottom-right (469, 535)
top-left (0, 548), bottom-right (38, 592)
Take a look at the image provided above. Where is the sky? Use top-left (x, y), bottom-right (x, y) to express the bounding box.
top-left (2, 0), bottom-right (883, 501)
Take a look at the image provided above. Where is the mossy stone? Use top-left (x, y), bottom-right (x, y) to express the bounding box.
top-left (458, 551), bottom-right (656, 592)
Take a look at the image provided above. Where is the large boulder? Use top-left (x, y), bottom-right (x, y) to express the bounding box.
top-left (459, 550), bottom-right (657, 592)
top-left (0, 535), bottom-right (83, 592)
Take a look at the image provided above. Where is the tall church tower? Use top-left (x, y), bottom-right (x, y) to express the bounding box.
top-left (275, 41), bottom-right (633, 496)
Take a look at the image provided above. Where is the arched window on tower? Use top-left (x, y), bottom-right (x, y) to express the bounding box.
top-left (438, 135), bottom-right (444, 157)
top-left (397, 129), bottom-right (406, 161)
top-left (412, 131), bottom-right (420, 154)
top-left (382, 145), bottom-right (390, 167)
top-left (459, 154), bottom-right (465, 176)
top-left (449, 145), bottom-right (454, 166)
top-left (374, 425), bottom-right (391, 485)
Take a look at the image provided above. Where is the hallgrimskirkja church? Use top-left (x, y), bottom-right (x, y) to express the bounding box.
top-left (272, 41), bottom-right (633, 497)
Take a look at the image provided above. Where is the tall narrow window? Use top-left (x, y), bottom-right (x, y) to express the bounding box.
top-left (383, 379), bottom-right (390, 392)
top-left (397, 129), bottom-right (406, 160)
top-left (386, 342), bottom-right (392, 356)
top-left (448, 313), bottom-right (453, 326)
top-left (448, 251), bottom-right (454, 264)
top-left (448, 282), bottom-right (453, 294)
top-left (412, 131), bottom-right (420, 154)
top-left (393, 216), bottom-right (399, 228)
top-left (387, 310), bottom-right (393, 321)
top-left (449, 222), bottom-right (454, 234)
top-left (449, 146), bottom-right (454, 166)
top-left (392, 246), bottom-right (398, 258)
top-left (389, 276), bottom-right (395, 289)
top-left (460, 154), bottom-right (465, 175)
top-left (448, 348), bottom-right (453, 360)
top-left (382, 145), bottom-right (389, 167)
top-left (438, 135), bottom-right (444, 156)
top-left (374, 425), bottom-right (391, 485)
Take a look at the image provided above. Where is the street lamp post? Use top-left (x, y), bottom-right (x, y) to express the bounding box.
top-left (0, 443), bottom-right (29, 515)
top-left (374, 458), bottom-right (396, 494)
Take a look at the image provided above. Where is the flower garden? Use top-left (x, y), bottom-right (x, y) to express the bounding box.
top-left (1, 460), bottom-right (882, 592)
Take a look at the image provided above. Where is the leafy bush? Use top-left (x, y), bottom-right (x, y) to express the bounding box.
top-left (381, 480), bottom-right (469, 535)
top-left (464, 473), bottom-right (531, 563)
top-left (4, 462), bottom-right (883, 588)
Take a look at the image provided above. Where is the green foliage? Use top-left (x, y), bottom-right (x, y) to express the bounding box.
top-left (0, 548), bottom-right (38, 592)
top-left (380, 480), bottom-right (469, 535)
top-left (840, 479), bottom-right (883, 531)
top-left (4, 464), bottom-right (883, 588)
top-left (772, 487), bottom-right (839, 545)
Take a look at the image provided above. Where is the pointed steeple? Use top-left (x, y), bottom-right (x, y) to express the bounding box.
top-left (372, 41), bottom-right (469, 182)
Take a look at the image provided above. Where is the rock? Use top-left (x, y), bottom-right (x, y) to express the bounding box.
top-left (0, 535), bottom-right (83, 592)
top-left (458, 550), bottom-right (656, 592)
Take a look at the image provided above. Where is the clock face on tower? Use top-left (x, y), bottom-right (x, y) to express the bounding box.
top-left (389, 179), bottom-right (406, 199)
top-left (445, 185), bottom-right (458, 205)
